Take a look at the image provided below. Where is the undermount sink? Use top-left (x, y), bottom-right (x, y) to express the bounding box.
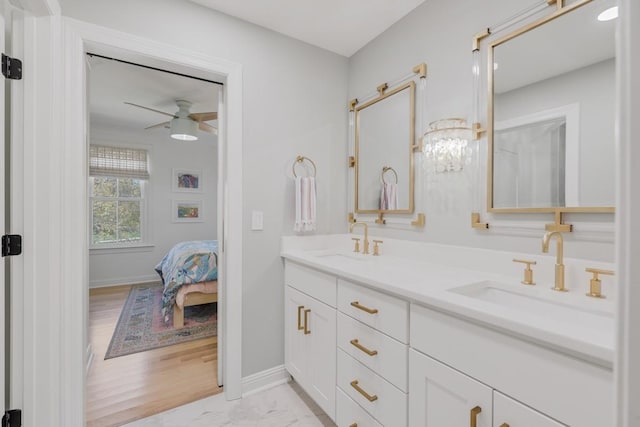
top-left (307, 249), bottom-right (370, 262)
top-left (449, 280), bottom-right (614, 328)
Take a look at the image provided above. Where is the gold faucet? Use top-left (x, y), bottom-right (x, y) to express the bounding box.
top-left (350, 222), bottom-right (369, 254)
top-left (542, 231), bottom-right (567, 292)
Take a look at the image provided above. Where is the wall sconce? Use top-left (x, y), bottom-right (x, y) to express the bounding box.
top-left (422, 118), bottom-right (472, 173)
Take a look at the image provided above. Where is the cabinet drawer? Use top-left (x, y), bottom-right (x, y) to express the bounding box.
top-left (337, 348), bottom-right (407, 427)
top-left (494, 391), bottom-right (566, 427)
top-left (337, 312), bottom-right (408, 392)
top-left (336, 387), bottom-right (383, 427)
top-left (285, 261), bottom-right (336, 307)
top-left (410, 304), bottom-right (612, 427)
top-left (338, 279), bottom-right (408, 343)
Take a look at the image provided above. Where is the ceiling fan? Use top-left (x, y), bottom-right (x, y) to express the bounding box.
top-left (124, 100), bottom-right (218, 141)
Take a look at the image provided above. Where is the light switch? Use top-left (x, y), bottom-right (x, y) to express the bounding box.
top-left (251, 210), bottom-right (264, 231)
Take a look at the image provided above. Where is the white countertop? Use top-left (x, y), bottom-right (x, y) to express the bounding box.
top-left (281, 235), bottom-right (615, 367)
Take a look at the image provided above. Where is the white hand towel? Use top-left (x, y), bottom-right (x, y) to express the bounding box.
top-left (380, 183), bottom-right (398, 210)
top-left (294, 176), bottom-right (317, 232)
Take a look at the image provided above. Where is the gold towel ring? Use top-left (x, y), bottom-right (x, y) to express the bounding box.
top-left (293, 155), bottom-right (317, 178)
top-left (381, 166), bottom-right (398, 184)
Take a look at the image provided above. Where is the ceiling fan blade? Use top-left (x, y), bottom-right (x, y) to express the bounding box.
top-left (198, 121), bottom-right (218, 135)
top-left (145, 121), bottom-right (170, 130)
top-left (124, 102), bottom-right (176, 118)
top-left (189, 112), bottom-right (218, 122)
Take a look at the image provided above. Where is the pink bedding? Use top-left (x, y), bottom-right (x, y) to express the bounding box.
top-left (175, 280), bottom-right (218, 309)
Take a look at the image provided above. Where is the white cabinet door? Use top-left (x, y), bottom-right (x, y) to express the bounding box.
top-left (285, 284), bottom-right (337, 420)
top-left (285, 286), bottom-right (308, 384)
top-left (409, 349), bottom-right (492, 427)
top-left (306, 295), bottom-right (337, 420)
top-left (494, 391), bottom-right (565, 427)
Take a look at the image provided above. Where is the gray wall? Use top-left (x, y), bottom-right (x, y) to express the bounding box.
top-left (60, 0), bottom-right (349, 377)
top-left (348, 0), bottom-right (614, 260)
top-left (89, 127), bottom-right (218, 287)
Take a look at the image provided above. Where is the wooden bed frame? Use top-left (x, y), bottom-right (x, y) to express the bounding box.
top-left (173, 291), bottom-right (218, 329)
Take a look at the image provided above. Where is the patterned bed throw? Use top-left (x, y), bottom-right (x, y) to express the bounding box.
top-left (155, 240), bottom-right (218, 319)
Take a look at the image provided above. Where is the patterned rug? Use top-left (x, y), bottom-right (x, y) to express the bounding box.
top-left (105, 283), bottom-right (217, 359)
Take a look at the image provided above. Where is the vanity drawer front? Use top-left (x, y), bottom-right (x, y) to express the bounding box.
top-left (337, 348), bottom-right (407, 427)
top-left (336, 387), bottom-right (383, 427)
top-left (338, 279), bottom-right (409, 343)
top-left (285, 260), bottom-right (337, 307)
top-left (337, 312), bottom-right (408, 392)
top-left (410, 304), bottom-right (612, 427)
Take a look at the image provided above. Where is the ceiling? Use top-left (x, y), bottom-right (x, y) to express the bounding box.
top-left (189, 0), bottom-right (427, 57)
top-left (88, 55), bottom-right (220, 143)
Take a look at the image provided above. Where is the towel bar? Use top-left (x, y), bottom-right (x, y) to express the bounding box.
top-left (293, 155), bottom-right (317, 178)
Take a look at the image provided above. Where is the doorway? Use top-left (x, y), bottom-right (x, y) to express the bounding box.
top-left (85, 54), bottom-right (224, 425)
top-left (8, 18), bottom-right (244, 424)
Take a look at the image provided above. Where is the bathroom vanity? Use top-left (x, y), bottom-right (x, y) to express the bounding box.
top-left (282, 235), bottom-right (614, 427)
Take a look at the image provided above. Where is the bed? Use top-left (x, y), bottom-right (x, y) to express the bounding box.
top-left (154, 240), bottom-right (218, 329)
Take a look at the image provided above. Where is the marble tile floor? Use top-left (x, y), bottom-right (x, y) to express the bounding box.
top-left (123, 380), bottom-right (336, 427)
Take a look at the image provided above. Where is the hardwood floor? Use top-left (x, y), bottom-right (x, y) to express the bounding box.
top-left (87, 285), bottom-right (222, 427)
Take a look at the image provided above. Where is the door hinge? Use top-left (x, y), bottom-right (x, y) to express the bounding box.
top-left (2, 54), bottom-right (22, 80)
top-left (2, 234), bottom-right (22, 257)
top-left (2, 409), bottom-right (22, 427)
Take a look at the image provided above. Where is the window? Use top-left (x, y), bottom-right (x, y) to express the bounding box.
top-left (89, 145), bottom-right (150, 247)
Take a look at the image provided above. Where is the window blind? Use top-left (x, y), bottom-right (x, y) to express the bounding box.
top-left (89, 145), bottom-right (150, 180)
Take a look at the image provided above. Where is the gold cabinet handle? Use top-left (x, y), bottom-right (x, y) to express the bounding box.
top-left (350, 339), bottom-right (378, 356)
top-left (350, 380), bottom-right (378, 402)
top-left (349, 424), bottom-right (358, 427)
top-left (303, 309), bottom-right (311, 335)
top-left (297, 305), bottom-right (305, 331)
top-left (470, 406), bottom-right (482, 427)
top-left (350, 301), bottom-right (378, 314)
top-left (499, 424), bottom-right (510, 427)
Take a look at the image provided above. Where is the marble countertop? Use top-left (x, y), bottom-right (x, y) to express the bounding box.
top-left (281, 235), bottom-right (615, 368)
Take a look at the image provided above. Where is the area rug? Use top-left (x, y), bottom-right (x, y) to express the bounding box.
top-left (105, 283), bottom-right (217, 359)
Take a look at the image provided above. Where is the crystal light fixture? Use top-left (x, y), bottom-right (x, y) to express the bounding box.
top-left (422, 118), bottom-right (472, 173)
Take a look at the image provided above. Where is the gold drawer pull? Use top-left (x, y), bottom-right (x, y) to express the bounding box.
top-left (350, 339), bottom-right (378, 356)
top-left (349, 424), bottom-right (357, 427)
top-left (350, 380), bottom-right (378, 402)
top-left (350, 301), bottom-right (378, 314)
top-left (297, 305), bottom-right (304, 331)
top-left (499, 424), bottom-right (510, 427)
top-left (303, 309), bottom-right (311, 335)
top-left (470, 406), bottom-right (481, 427)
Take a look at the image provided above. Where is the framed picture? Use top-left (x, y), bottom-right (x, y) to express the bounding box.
top-left (172, 200), bottom-right (204, 223)
top-left (172, 168), bottom-right (203, 193)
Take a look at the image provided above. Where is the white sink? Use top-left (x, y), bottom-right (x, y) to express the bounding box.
top-left (449, 280), bottom-right (614, 329)
top-left (307, 249), bottom-right (370, 262)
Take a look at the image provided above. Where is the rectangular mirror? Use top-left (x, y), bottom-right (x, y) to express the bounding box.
top-left (355, 81), bottom-right (415, 214)
top-left (488, 0), bottom-right (615, 212)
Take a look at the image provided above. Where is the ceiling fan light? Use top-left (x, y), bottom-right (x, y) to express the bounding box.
top-left (170, 117), bottom-right (198, 141)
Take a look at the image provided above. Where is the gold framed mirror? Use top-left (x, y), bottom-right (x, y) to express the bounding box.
top-left (354, 81), bottom-right (416, 215)
top-left (486, 0), bottom-right (615, 215)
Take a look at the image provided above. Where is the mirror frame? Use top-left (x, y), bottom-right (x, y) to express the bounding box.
top-left (486, 0), bottom-right (615, 215)
top-left (354, 80), bottom-right (416, 215)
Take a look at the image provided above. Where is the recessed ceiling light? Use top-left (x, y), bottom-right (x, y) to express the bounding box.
top-left (597, 6), bottom-right (618, 22)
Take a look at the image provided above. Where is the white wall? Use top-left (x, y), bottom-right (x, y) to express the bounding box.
top-left (88, 127), bottom-right (218, 287)
top-left (58, 0), bottom-right (349, 377)
top-left (348, 0), bottom-right (614, 262)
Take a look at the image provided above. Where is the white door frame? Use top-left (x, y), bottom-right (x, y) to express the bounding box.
top-left (616, 1), bottom-right (640, 426)
top-left (61, 12), bottom-right (245, 402)
top-left (17, 11), bottom-right (243, 426)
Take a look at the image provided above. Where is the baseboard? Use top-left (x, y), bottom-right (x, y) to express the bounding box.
top-left (86, 344), bottom-right (94, 374)
top-left (89, 274), bottom-right (159, 288)
top-left (242, 365), bottom-right (290, 397)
